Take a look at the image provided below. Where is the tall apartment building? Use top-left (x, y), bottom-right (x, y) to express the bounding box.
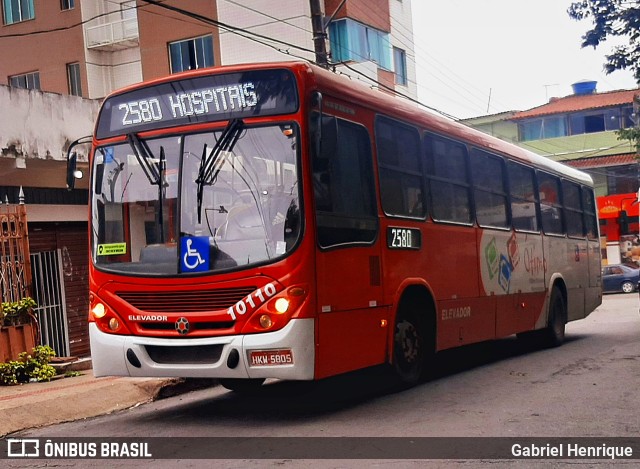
top-left (0, 0), bottom-right (417, 101)
top-left (0, 0), bottom-right (417, 357)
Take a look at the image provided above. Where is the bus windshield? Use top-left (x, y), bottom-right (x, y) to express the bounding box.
top-left (91, 123), bottom-right (301, 275)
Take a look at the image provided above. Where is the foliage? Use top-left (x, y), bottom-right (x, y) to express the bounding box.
top-left (617, 126), bottom-right (640, 152)
top-left (568, 1), bottom-right (640, 82)
top-left (0, 297), bottom-right (37, 326)
top-left (0, 345), bottom-right (57, 385)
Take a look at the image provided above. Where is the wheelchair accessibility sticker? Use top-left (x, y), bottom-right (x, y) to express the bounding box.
top-left (180, 237), bottom-right (210, 272)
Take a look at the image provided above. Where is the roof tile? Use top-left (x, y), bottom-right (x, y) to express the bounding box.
top-left (511, 89), bottom-right (640, 120)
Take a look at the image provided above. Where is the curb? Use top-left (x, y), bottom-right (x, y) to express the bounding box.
top-left (0, 373), bottom-right (218, 437)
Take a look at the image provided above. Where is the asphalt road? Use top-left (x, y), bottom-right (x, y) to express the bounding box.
top-left (6, 293), bottom-right (640, 468)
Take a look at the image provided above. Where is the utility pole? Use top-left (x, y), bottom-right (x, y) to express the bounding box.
top-left (309, 0), bottom-right (328, 68)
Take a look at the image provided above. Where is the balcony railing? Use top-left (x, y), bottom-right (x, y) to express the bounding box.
top-left (85, 16), bottom-right (139, 51)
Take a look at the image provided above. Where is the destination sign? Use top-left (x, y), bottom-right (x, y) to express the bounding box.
top-left (96, 69), bottom-right (299, 139)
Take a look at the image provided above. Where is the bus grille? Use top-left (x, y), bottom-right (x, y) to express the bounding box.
top-left (116, 287), bottom-right (256, 313)
top-left (145, 344), bottom-right (223, 364)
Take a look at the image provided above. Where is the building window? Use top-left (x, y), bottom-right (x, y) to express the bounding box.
top-left (60, 0), bottom-right (74, 10)
top-left (518, 105), bottom-right (635, 141)
top-left (329, 18), bottom-right (392, 70)
top-left (393, 47), bottom-right (407, 86)
top-left (67, 63), bottom-right (82, 97)
top-left (3, 0), bottom-right (35, 24)
top-left (9, 71), bottom-right (40, 90)
top-left (120, 1), bottom-right (136, 20)
top-left (169, 35), bottom-right (214, 73)
top-left (606, 164), bottom-right (638, 194)
top-left (519, 116), bottom-right (568, 141)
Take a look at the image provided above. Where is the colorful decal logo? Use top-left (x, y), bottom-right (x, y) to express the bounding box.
top-left (499, 254), bottom-right (512, 293)
top-left (485, 238), bottom-right (499, 279)
top-left (485, 234), bottom-right (520, 294)
top-left (481, 232), bottom-right (545, 295)
top-left (507, 232), bottom-right (520, 268)
top-left (180, 237), bottom-right (210, 272)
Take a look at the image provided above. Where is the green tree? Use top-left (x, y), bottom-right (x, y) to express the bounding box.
top-left (569, 2), bottom-right (640, 149)
top-left (568, 1), bottom-right (640, 81)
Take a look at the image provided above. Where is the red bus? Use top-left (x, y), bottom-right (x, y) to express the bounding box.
top-left (68, 61), bottom-right (602, 391)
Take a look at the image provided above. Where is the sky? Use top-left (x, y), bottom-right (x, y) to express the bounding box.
top-left (410, 0), bottom-right (639, 120)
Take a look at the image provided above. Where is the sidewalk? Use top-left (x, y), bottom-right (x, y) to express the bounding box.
top-left (0, 360), bottom-right (217, 437)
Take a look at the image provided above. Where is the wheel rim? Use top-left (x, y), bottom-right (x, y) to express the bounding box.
top-left (622, 282), bottom-right (634, 293)
top-left (395, 319), bottom-right (421, 371)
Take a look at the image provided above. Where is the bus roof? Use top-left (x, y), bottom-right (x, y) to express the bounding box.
top-left (298, 61), bottom-right (593, 186)
top-left (101, 60), bottom-right (592, 186)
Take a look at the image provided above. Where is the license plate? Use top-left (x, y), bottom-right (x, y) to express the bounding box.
top-left (249, 349), bottom-right (293, 367)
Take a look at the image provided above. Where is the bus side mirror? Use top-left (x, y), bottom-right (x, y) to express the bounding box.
top-left (66, 151), bottom-right (78, 190)
top-left (66, 136), bottom-right (91, 190)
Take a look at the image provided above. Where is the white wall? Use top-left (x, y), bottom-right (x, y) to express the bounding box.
top-left (389, 0), bottom-right (417, 99)
top-left (217, 0), bottom-right (316, 65)
top-left (81, 0), bottom-right (142, 99)
top-left (0, 85), bottom-right (100, 164)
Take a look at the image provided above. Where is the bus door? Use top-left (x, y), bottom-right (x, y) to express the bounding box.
top-left (310, 111), bottom-right (386, 378)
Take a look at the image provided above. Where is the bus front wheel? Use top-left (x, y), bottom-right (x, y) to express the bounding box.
top-left (392, 305), bottom-right (428, 387)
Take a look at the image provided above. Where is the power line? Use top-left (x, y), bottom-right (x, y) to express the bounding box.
top-left (140, 0), bottom-right (316, 56)
top-left (140, 0), bottom-right (458, 119)
top-left (0, 0), bottom-right (160, 38)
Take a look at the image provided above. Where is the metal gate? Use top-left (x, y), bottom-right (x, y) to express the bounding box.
top-left (31, 250), bottom-right (70, 357)
top-left (0, 202), bottom-right (31, 303)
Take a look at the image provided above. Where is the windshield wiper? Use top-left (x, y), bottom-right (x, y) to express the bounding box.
top-left (195, 119), bottom-right (244, 224)
top-left (127, 133), bottom-right (161, 185)
top-left (127, 133), bottom-right (168, 242)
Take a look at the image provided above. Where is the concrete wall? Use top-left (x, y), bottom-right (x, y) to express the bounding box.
top-left (390, 0), bottom-right (417, 99)
top-left (217, 0), bottom-right (315, 65)
top-left (0, 85), bottom-right (100, 190)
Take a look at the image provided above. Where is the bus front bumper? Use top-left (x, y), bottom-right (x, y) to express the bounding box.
top-left (89, 318), bottom-right (315, 381)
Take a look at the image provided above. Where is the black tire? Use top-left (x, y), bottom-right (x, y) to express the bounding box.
top-left (219, 378), bottom-right (265, 393)
top-left (541, 286), bottom-right (566, 347)
top-left (392, 304), bottom-right (429, 387)
top-left (621, 281), bottom-right (635, 294)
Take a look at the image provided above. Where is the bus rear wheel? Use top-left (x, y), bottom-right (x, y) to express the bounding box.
top-left (541, 287), bottom-right (566, 347)
top-left (392, 305), bottom-right (428, 387)
top-left (219, 378), bottom-right (265, 393)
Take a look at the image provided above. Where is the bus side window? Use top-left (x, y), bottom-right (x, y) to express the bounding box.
top-left (537, 172), bottom-right (564, 235)
top-left (508, 162), bottom-right (540, 232)
top-left (375, 116), bottom-right (424, 218)
top-left (311, 114), bottom-right (378, 248)
top-left (470, 149), bottom-right (508, 228)
top-left (582, 186), bottom-right (598, 239)
top-left (562, 180), bottom-right (585, 238)
top-left (424, 134), bottom-right (472, 224)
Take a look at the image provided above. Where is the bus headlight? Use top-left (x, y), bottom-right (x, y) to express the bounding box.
top-left (274, 298), bottom-right (290, 313)
top-left (91, 303), bottom-right (107, 319)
